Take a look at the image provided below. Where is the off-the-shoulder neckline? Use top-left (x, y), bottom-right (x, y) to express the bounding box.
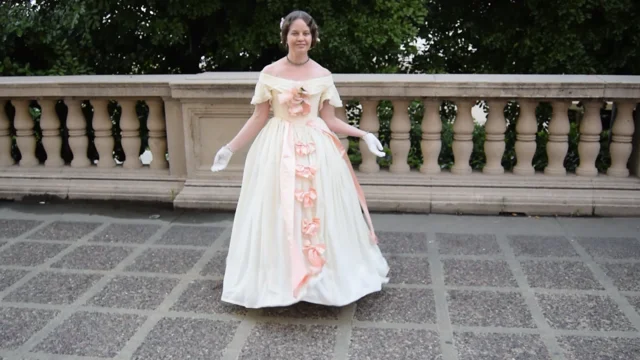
top-left (260, 72), bottom-right (333, 82)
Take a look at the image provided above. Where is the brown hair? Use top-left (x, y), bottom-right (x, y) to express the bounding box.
top-left (280, 10), bottom-right (319, 48)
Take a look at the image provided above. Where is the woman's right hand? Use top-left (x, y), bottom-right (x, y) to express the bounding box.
top-left (210, 145), bottom-right (234, 172)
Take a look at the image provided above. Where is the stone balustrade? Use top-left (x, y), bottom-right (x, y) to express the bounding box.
top-left (1, 74), bottom-right (639, 215)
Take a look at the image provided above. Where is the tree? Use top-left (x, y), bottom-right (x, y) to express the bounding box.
top-left (413, 0), bottom-right (640, 75)
top-left (0, 0), bottom-right (428, 75)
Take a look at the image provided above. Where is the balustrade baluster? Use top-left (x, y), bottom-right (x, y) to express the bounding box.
top-left (65, 99), bottom-right (91, 168)
top-left (0, 100), bottom-right (13, 167)
top-left (359, 100), bottom-right (380, 173)
top-left (545, 101), bottom-right (570, 176)
top-left (14, 100), bottom-right (38, 167)
top-left (607, 102), bottom-right (636, 177)
top-left (147, 99), bottom-right (169, 169)
top-left (389, 100), bottom-right (411, 173)
top-left (483, 100), bottom-right (507, 174)
top-left (420, 99), bottom-right (442, 174)
top-left (451, 100), bottom-right (474, 175)
top-left (92, 99), bottom-right (116, 168)
top-left (576, 101), bottom-right (602, 177)
top-left (39, 100), bottom-right (64, 167)
top-left (119, 99), bottom-right (143, 169)
top-left (513, 100), bottom-right (537, 175)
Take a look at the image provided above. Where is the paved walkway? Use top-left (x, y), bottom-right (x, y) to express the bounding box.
top-left (0, 201), bottom-right (639, 360)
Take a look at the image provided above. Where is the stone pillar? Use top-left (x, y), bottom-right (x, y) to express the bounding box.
top-left (0, 100), bottom-right (14, 167)
top-left (483, 100), bottom-right (507, 174)
top-left (630, 103), bottom-right (640, 176)
top-left (389, 100), bottom-right (411, 173)
top-left (607, 102), bottom-right (635, 177)
top-left (451, 100), bottom-right (474, 175)
top-left (359, 100), bottom-right (380, 173)
top-left (544, 101), bottom-right (570, 176)
top-left (119, 99), bottom-right (142, 169)
top-left (13, 100), bottom-right (39, 167)
top-left (91, 99), bottom-right (116, 168)
top-left (576, 101), bottom-right (602, 177)
top-left (39, 100), bottom-right (64, 167)
top-left (420, 99), bottom-right (441, 174)
top-left (513, 99), bottom-right (537, 175)
top-left (147, 99), bottom-right (169, 169)
top-left (163, 98), bottom-right (187, 177)
top-left (65, 99), bottom-right (91, 168)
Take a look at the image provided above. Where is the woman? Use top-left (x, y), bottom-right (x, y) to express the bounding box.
top-left (210, 10), bottom-right (389, 308)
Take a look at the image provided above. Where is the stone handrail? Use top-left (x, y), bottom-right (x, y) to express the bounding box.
top-left (1, 73), bottom-right (639, 215)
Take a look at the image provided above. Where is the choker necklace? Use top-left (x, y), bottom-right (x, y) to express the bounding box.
top-left (286, 55), bottom-right (310, 66)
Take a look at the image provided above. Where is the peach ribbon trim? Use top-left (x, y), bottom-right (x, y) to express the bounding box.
top-left (306, 120), bottom-right (378, 244)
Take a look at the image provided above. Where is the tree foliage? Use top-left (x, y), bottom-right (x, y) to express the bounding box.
top-left (0, 0), bottom-right (427, 75)
top-left (414, 0), bottom-right (640, 74)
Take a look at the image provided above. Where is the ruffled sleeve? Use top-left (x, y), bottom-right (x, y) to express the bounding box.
top-left (320, 83), bottom-right (343, 109)
top-left (250, 77), bottom-right (272, 105)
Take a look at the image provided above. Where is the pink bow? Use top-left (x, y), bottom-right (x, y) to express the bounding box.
top-left (295, 188), bottom-right (317, 208)
top-left (295, 142), bottom-right (316, 156)
top-left (295, 164), bottom-right (317, 179)
top-left (278, 86), bottom-right (311, 117)
top-left (303, 240), bottom-right (326, 274)
top-left (302, 217), bottom-right (320, 238)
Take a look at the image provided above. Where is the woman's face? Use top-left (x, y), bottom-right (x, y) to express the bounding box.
top-left (287, 19), bottom-right (312, 53)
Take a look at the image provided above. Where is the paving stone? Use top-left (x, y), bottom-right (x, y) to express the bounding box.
top-left (386, 256), bottom-right (431, 285)
top-left (170, 279), bottom-right (246, 315)
top-left (558, 336), bottom-right (640, 360)
top-left (239, 323), bottom-right (336, 360)
top-left (4, 272), bottom-right (102, 305)
top-left (536, 293), bottom-right (636, 331)
top-left (50, 245), bottom-right (133, 270)
top-left (599, 263), bottom-right (640, 291)
top-left (90, 223), bottom-right (161, 244)
top-left (377, 231), bottom-right (427, 254)
top-left (436, 233), bottom-right (501, 256)
top-left (33, 311), bottom-right (146, 357)
top-left (26, 221), bottom-right (101, 241)
top-left (86, 276), bottom-right (179, 310)
top-left (218, 233), bottom-right (231, 248)
top-left (262, 302), bottom-right (341, 320)
top-left (0, 220), bottom-right (42, 239)
top-left (124, 248), bottom-right (204, 274)
top-left (0, 269), bottom-right (29, 292)
top-left (443, 259), bottom-right (517, 287)
top-left (0, 307), bottom-right (58, 349)
top-left (200, 251), bottom-right (227, 277)
top-left (156, 225), bottom-right (225, 246)
top-left (447, 290), bottom-right (536, 328)
top-left (577, 236), bottom-right (640, 259)
top-left (454, 332), bottom-right (551, 360)
top-left (132, 317), bottom-right (238, 360)
top-left (520, 260), bottom-right (603, 290)
top-left (173, 211), bottom-right (234, 225)
top-left (355, 288), bottom-right (436, 324)
top-left (0, 242), bottom-right (69, 266)
top-left (627, 296), bottom-right (640, 314)
top-left (349, 328), bottom-right (441, 360)
top-left (508, 234), bottom-right (579, 258)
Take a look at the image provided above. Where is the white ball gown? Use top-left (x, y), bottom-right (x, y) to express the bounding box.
top-left (221, 71), bottom-right (390, 308)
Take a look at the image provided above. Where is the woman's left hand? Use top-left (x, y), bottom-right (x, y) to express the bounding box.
top-left (362, 133), bottom-right (386, 157)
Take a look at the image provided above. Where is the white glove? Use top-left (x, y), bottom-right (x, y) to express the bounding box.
top-left (362, 133), bottom-right (385, 157)
top-left (211, 145), bottom-right (233, 172)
